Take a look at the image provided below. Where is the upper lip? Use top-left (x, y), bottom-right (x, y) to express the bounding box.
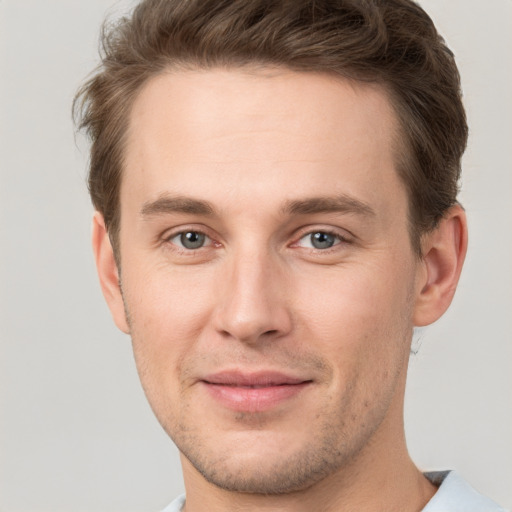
top-left (202, 370), bottom-right (311, 387)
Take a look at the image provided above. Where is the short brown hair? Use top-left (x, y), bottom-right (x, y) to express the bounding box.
top-left (74, 0), bottom-right (468, 257)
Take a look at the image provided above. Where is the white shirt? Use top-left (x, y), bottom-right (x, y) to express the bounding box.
top-left (161, 471), bottom-right (506, 512)
top-left (422, 471), bottom-right (506, 512)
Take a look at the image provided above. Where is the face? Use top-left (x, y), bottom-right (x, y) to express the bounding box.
top-left (110, 68), bottom-right (426, 493)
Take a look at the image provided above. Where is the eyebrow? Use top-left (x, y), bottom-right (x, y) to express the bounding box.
top-left (140, 193), bottom-right (376, 219)
top-left (282, 195), bottom-right (376, 218)
top-left (140, 195), bottom-right (215, 218)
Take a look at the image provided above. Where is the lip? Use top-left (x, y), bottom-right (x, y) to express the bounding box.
top-left (200, 370), bottom-right (312, 412)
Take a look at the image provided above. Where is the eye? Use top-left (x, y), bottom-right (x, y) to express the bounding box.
top-left (297, 231), bottom-right (342, 250)
top-left (169, 231), bottom-right (210, 250)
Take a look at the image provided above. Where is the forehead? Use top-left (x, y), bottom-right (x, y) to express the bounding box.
top-left (122, 67), bottom-right (404, 219)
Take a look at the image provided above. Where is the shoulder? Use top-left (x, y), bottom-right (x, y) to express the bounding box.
top-left (422, 471), bottom-right (507, 512)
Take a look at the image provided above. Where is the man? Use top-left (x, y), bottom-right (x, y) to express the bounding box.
top-left (74, 0), bottom-right (506, 510)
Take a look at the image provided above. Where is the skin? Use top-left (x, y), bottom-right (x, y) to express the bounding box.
top-left (92, 68), bottom-right (467, 511)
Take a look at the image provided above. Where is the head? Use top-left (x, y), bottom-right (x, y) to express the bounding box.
top-left (75, 0), bottom-right (467, 260)
top-left (77, 0), bottom-right (468, 499)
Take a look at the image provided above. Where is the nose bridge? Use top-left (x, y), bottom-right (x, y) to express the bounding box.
top-left (214, 242), bottom-right (291, 343)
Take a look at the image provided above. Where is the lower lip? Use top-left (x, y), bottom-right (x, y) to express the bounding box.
top-left (201, 382), bottom-right (311, 412)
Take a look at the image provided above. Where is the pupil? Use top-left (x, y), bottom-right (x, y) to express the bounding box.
top-left (312, 232), bottom-right (335, 249)
top-left (181, 231), bottom-right (205, 249)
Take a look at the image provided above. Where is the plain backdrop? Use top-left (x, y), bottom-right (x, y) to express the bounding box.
top-left (1, 0), bottom-right (511, 511)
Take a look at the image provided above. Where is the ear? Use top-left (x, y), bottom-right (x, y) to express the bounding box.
top-left (91, 212), bottom-right (130, 334)
top-left (413, 204), bottom-right (468, 327)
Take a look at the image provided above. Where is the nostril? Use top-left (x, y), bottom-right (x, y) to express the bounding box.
top-left (218, 327), bottom-right (281, 343)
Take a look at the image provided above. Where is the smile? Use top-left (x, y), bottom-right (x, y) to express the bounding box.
top-left (200, 371), bottom-right (313, 412)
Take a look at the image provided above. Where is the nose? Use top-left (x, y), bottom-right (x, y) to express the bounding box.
top-left (212, 249), bottom-right (293, 345)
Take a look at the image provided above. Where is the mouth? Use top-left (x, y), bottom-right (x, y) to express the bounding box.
top-left (200, 371), bottom-right (313, 412)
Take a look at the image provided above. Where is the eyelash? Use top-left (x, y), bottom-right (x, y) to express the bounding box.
top-left (163, 228), bottom-right (217, 253)
top-left (293, 229), bottom-right (350, 250)
top-left (162, 227), bottom-right (352, 254)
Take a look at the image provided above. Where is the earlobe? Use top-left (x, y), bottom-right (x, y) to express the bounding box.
top-left (91, 212), bottom-right (130, 334)
top-left (413, 204), bottom-right (468, 327)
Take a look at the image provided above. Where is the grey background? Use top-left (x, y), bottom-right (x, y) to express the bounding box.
top-left (1, 0), bottom-right (510, 510)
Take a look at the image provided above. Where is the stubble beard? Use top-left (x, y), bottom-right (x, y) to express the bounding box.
top-left (158, 372), bottom-right (399, 496)
top-left (127, 329), bottom-right (407, 496)
top-left (122, 286), bottom-right (413, 496)
top-left (173, 420), bottom-right (357, 495)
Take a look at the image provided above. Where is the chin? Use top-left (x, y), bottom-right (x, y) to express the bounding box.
top-left (175, 426), bottom-right (355, 495)
top-left (190, 452), bottom-right (341, 495)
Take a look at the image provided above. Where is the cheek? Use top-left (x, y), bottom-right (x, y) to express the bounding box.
top-left (122, 264), bottom-right (216, 383)
top-left (294, 263), bottom-right (414, 434)
top-left (126, 259), bottom-right (214, 326)
top-left (294, 260), bottom-right (414, 371)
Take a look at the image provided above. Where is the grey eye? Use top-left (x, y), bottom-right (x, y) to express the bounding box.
top-left (309, 232), bottom-right (337, 249)
top-left (178, 231), bottom-right (206, 249)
